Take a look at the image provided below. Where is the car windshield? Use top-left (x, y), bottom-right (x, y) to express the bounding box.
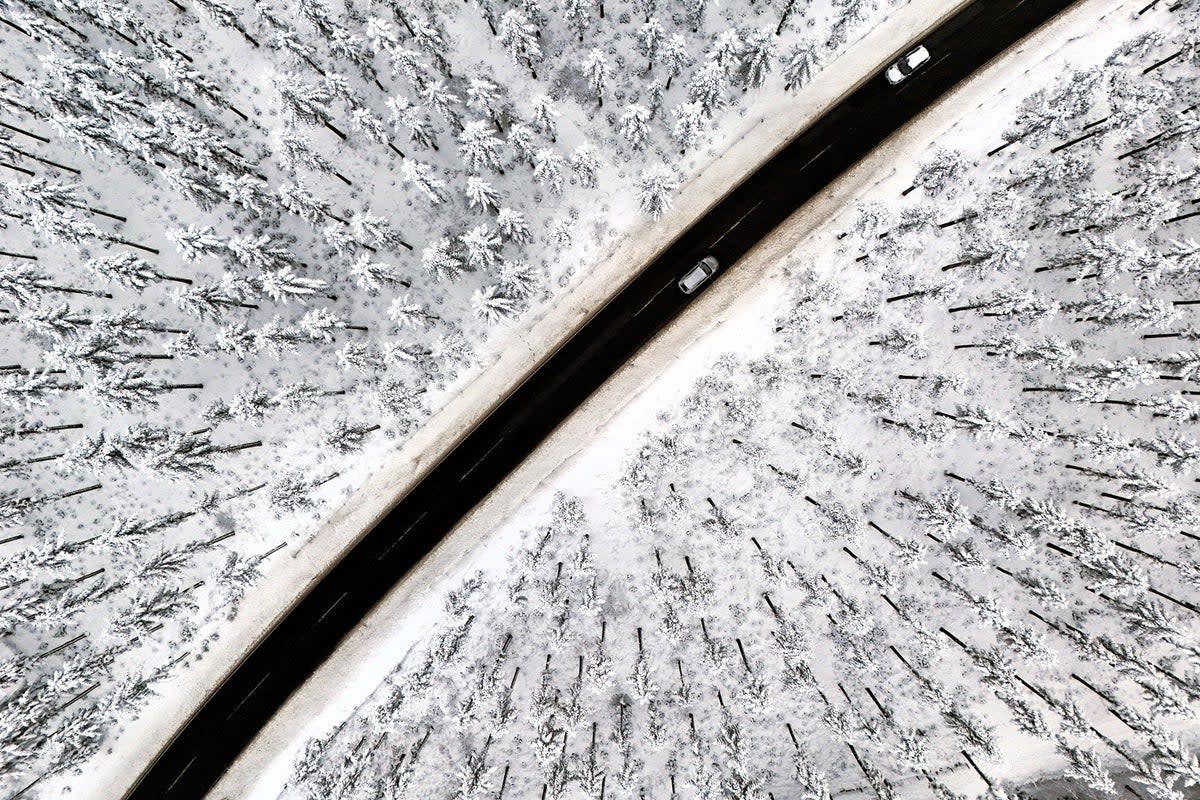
top-left (898, 59), bottom-right (915, 76)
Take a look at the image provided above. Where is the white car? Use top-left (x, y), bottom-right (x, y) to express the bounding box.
top-left (678, 256), bottom-right (719, 294)
top-left (885, 45), bottom-right (931, 85)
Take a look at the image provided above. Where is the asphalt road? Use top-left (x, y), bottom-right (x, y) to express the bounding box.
top-left (126, 1), bottom-right (1081, 796)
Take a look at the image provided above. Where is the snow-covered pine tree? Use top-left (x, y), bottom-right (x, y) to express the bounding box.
top-left (635, 165), bottom-right (678, 219)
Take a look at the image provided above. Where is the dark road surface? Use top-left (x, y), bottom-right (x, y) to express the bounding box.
top-left (127, 1), bottom-right (1081, 796)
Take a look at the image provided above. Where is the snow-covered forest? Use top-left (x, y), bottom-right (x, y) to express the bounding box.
top-left (262, 4), bottom-right (1200, 799)
top-left (0, 0), bottom-right (925, 792)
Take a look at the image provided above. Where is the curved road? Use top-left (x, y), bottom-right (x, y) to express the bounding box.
top-left (127, 1), bottom-right (1080, 796)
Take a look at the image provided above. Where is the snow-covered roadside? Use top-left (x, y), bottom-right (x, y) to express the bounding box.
top-left (205, 1), bottom-right (1160, 797)
top-left (86, 4), bottom-right (978, 799)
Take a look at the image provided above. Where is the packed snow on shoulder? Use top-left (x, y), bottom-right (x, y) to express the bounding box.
top-left (0, 0), bottom-right (929, 793)
top-left (264, 5), bottom-right (1200, 799)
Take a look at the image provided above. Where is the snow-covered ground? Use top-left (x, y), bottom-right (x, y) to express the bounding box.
top-left (225, 1), bottom-right (1200, 797)
top-left (0, 0), bottom-right (966, 795)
